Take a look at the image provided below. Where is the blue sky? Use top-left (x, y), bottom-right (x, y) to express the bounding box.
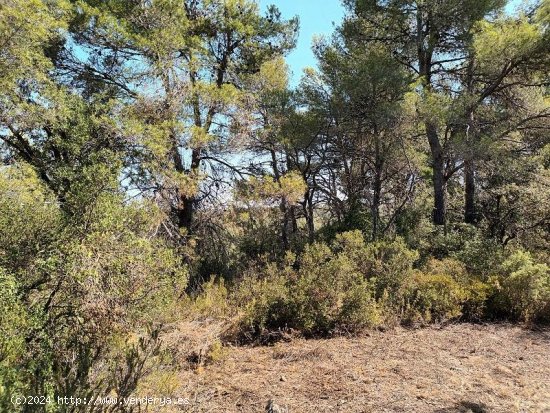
top-left (259, 0), bottom-right (345, 86)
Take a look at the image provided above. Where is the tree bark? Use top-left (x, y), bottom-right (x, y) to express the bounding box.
top-left (464, 158), bottom-right (476, 224)
top-left (280, 198), bottom-right (290, 251)
top-left (270, 148), bottom-right (292, 250)
top-left (178, 147), bottom-right (201, 233)
top-left (426, 122), bottom-right (446, 226)
top-left (371, 136), bottom-right (382, 240)
top-left (416, 9), bottom-right (446, 226)
top-left (303, 190), bottom-right (315, 244)
top-left (463, 59), bottom-right (477, 225)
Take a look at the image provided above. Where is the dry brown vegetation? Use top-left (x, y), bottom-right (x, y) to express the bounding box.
top-left (157, 323), bottom-right (550, 413)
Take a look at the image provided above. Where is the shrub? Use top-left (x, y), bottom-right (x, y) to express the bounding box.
top-left (233, 233), bottom-right (381, 339)
top-left (402, 271), bottom-right (467, 324)
top-left (414, 223), bottom-right (503, 276)
top-left (233, 269), bottom-right (292, 340)
top-left (0, 269), bottom-right (28, 411)
top-left (137, 369), bottom-right (182, 397)
top-left (462, 280), bottom-right (494, 321)
top-left (230, 233), bottom-right (550, 338)
top-left (411, 258), bottom-right (493, 322)
top-left (362, 237), bottom-right (419, 301)
top-left (184, 278), bottom-right (230, 320)
top-left (495, 250), bottom-right (550, 321)
top-left (424, 258), bottom-right (469, 283)
top-left (205, 340), bottom-right (228, 365)
top-left (0, 167), bottom-right (188, 410)
top-left (337, 279), bottom-right (381, 331)
top-left (290, 242), bottom-right (380, 334)
top-left (0, 165), bottom-right (61, 280)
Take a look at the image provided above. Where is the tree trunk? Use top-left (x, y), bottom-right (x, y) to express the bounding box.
top-left (415, 10), bottom-right (446, 226)
top-left (371, 176), bottom-right (381, 241)
top-left (464, 61), bottom-right (477, 225)
top-left (426, 122), bottom-right (446, 226)
top-left (464, 158), bottom-right (476, 224)
top-left (280, 198), bottom-right (290, 251)
top-left (177, 147), bottom-right (201, 233)
top-left (371, 134), bottom-right (382, 240)
top-left (303, 190), bottom-right (315, 244)
top-left (269, 149), bottom-right (292, 250)
top-left (178, 196), bottom-right (195, 233)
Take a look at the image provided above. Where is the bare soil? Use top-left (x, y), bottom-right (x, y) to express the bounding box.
top-left (170, 323), bottom-right (550, 412)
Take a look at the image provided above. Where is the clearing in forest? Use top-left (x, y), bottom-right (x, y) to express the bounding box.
top-left (167, 323), bottom-right (550, 413)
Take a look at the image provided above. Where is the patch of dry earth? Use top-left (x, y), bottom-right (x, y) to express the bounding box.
top-left (169, 324), bottom-right (550, 412)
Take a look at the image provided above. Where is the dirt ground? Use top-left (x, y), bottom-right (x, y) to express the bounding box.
top-left (170, 323), bottom-right (550, 413)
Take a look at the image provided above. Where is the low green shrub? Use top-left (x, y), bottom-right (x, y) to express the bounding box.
top-left (363, 237), bottom-right (419, 301)
top-left (493, 250), bottom-right (550, 322)
top-left (331, 231), bottom-right (419, 310)
top-left (413, 223), bottom-right (503, 276)
top-left (0, 168), bottom-right (188, 410)
top-left (290, 242), bottom-right (380, 334)
top-left (229, 235), bottom-right (550, 341)
top-left (424, 258), bottom-right (469, 283)
top-left (337, 278), bottom-right (381, 331)
top-left (0, 269), bottom-right (28, 411)
top-left (234, 233), bottom-right (381, 339)
top-left (234, 268), bottom-right (292, 338)
top-left (402, 271), bottom-right (466, 324)
top-left (462, 280), bottom-right (494, 321)
top-left (184, 278), bottom-right (230, 320)
top-left (422, 258), bottom-right (493, 321)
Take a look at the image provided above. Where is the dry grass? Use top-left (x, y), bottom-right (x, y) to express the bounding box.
top-left (157, 323), bottom-right (550, 412)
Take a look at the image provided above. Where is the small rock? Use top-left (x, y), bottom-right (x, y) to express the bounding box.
top-left (280, 375), bottom-right (286, 382)
top-left (266, 399), bottom-right (288, 413)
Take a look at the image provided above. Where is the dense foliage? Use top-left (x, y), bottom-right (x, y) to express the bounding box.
top-left (0, 0), bottom-right (549, 411)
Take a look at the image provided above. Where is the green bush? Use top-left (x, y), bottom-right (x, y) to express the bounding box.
top-left (233, 265), bottom-right (292, 337)
top-left (234, 233), bottom-right (381, 339)
top-left (331, 231), bottom-right (419, 304)
top-left (0, 165), bottom-right (61, 281)
top-left (337, 278), bottom-right (381, 331)
top-left (290, 242), bottom-right (380, 334)
top-left (0, 167), bottom-right (188, 411)
top-left (362, 237), bottom-right (419, 302)
top-left (413, 223), bottom-right (503, 276)
top-left (424, 258), bottom-right (469, 283)
top-left (184, 278), bottom-right (230, 320)
top-left (403, 258), bottom-right (494, 322)
top-left (0, 269), bottom-right (29, 411)
top-left (462, 280), bottom-right (494, 321)
top-left (494, 250), bottom-right (550, 321)
top-left (402, 271), bottom-right (466, 324)
top-left (230, 234), bottom-right (550, 340)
